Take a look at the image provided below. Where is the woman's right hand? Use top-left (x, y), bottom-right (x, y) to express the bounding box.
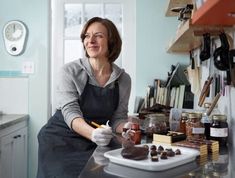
top-left (91, 126), bottom-right (113, 146)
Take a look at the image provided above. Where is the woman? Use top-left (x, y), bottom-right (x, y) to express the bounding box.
top-left (37, 17), bottom-right (131, 178)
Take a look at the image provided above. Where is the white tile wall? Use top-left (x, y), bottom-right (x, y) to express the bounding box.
top-left (0, 77), bottom-right (28, 114)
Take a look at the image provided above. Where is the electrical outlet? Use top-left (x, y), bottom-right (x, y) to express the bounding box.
top-left (22, 61), bottom-right (34, 74)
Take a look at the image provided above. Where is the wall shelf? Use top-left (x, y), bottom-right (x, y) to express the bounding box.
top-left (192, 0), bottom-right (235, 26)
top-left (165, 0), bottom-right (193, 17)
top-left (166, 0), bottom-right (235, 53)
top-left (167, 20), bottom-right (201, 53)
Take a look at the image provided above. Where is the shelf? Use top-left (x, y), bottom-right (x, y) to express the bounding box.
top-left (165, 0), bottom-right (193, 17)
top-left (192, 0), bottom-right (235, 26)
top-left (167, 20), bottom-right (201, 53)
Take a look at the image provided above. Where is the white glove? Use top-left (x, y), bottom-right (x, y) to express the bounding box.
top-left (91, 125), bottom-right (113, 146)
top-left (93, 146), bottom-right (110, 165)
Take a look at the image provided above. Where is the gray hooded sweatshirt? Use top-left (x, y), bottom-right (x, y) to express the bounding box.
top-left (56, 58), bottom-right (131, 132)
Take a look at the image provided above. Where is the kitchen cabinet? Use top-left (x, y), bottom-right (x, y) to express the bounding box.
top-left (192, 0), bottom-right (235, 26)
top-left (0, 116), bottom-right (28, 178)
top-left (166, 0), bottom-right (235, 53)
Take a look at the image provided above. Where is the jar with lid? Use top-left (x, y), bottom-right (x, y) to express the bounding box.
top-left (201, 102), bottom-right (220, 140)
top-left (210, 114), bottom-right (228, 146)
top-left (144, 113), bottom-right (168, 137)
top-left (179, 112), bottom-right (188, 134)
top-left (186, 112), bottom-right (205, 140)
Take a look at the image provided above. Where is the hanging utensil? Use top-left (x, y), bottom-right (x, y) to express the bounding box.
top-left (200, 33), bottom-right (211, 61)
top-left (229, 49), bottom-right (235, 86)
top-left (213, 32), bottom-right (230, 71)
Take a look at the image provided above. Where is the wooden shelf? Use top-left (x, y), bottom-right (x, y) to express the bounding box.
top-left (192, 0), bottom-right (235, 26)
top-left (165, 0), bottom-right (193, 17)
top-left (167, 20), bottom-right (201, 53)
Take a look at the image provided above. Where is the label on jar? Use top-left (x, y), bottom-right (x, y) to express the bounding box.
top-left (192, 127), bottom-right (205, 134)
top-left (210, 128), bottom-right (228, 137)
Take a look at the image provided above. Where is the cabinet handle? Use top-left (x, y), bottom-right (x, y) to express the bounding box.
top-left (13, 135), bottom-right (21, 139)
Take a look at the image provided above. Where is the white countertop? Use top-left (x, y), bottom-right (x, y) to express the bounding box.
top-left (0, 114), bottom-right (29, 130)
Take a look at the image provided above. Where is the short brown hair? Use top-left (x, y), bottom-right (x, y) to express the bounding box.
top-left (80, 17), bottom-right (122, 63)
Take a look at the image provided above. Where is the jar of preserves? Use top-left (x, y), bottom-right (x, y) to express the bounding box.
top-left (210, 114), bottom-right (228, 146)
top-left (179, 112), bottom-right (188, 134)
top-left (186, 112), bottom-right (205, 140)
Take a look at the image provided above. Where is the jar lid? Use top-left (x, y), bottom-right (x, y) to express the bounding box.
top-left (181, 112), bottom-right (188, 117)
top-left (212, 114), bottom-right (227, 121)
top-left (146, 113), bottom-right (168, 121)
top-left (188, 112), bottom-right (202, 119)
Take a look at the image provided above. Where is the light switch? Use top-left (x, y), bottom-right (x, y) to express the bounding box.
top-left (22, 61), bottom-right (34, 74)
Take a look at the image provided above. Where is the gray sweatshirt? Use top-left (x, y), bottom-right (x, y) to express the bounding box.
top-left (56, 58), bottom-right (131, 131)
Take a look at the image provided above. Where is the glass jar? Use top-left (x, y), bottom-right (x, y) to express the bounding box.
top-left (179, 112), bottom-right (188, 134)
top-left (144, 113), bottom-right (168, 137)
top-left (210, 114), bottom-right (228, 146)
top-left (201, 102), bottom-right (212, 140)
top-left (212, 146), bottom-right (229, 177)
top-left (186, 112), bottom-right (205, 140)
top-left (129, 123), bottom-right (141, 144)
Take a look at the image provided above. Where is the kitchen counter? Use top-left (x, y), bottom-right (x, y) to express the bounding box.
top-left (0, 114), bottom-right (29, 130)
top-left (79, 137), bottom-right (235, 178)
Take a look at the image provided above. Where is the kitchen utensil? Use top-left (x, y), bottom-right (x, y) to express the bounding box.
top-left (213, 32), bottom-right (230, 71)
top-left (171, 4), bottom-right (194, 21)
top-left (206, 92), bottom-right (221, 116)
top-left (229, 49), bottom-right (235, 86)
top-left (198, 76), bottom-right (213, 107)
top-left (200, 33), bottom-right (211, 61)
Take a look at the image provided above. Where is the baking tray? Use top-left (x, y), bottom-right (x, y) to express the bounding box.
top-left (104, 143), bottom-right (199, 171)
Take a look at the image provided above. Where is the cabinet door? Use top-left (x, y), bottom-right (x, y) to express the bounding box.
top-left (0, 127), bottom-right (28, 178)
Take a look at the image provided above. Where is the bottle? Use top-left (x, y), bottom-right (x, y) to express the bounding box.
top-left (186, 112), bottom-right (204, 140)
top-left (201, 102), bottom-right (212, 140)
top-left (210, 114), bottom-right (228, 146)
top-left (179, 112), bottom-right (188, 134)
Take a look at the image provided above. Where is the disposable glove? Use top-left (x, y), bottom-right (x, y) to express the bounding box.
top-left (91, 125), bottom-right (113, 146)
top-left (93, 146), bottom-right (110, 165)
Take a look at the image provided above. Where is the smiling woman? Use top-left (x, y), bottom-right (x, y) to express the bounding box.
top-left (51, 0), bottom-right (136, 115)
top-left (37, 17), bottom-right (131, 178)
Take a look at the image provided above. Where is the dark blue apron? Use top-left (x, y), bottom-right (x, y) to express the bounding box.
top-left (37, 79), bottom-right (119, 178)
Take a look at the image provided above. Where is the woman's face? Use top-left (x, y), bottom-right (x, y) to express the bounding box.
top-left (83, 22), bottom-right (109, 60)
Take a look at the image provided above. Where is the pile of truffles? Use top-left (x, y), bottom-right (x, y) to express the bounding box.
top-left (143, 144), bottom-right (181, 162)
top-left (121, 142), bottom-right (181, 162)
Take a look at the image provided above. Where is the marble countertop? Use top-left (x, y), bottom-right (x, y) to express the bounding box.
top-left (0, 114), bottom-right (29, 130)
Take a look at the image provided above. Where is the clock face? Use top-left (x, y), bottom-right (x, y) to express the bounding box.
top-left (3, 20), bottom-right (27, 55)
top-left (4, 22), bottom-right (24, 41)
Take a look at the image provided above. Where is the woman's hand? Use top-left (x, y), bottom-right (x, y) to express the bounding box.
top-left (91, 126), bottom-right (113, 146)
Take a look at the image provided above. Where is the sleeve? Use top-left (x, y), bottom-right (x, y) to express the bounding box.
top-left (110, 72), bottom-right (131, 132)
top-left (56, 65), bottom-right (87, 129)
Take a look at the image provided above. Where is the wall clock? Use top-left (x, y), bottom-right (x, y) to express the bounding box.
top-left (3, 20), bottom-right (28, 56)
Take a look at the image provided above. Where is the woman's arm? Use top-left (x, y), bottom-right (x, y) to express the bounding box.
top-left (71, 118), bottom-right (94, 140)
top-left (111, 72), bottom-right (132, 133)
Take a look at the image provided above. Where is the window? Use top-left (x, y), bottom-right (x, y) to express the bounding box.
top-left (51, 0), bottom-right (136, 114)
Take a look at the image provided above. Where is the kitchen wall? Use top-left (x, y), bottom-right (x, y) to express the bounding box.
top-left (0, 0), bottom-right (234, 178)
top-left (136, 0), bottom-right (188, 96)
top-left (0, 0), bottom-right (50, 178)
